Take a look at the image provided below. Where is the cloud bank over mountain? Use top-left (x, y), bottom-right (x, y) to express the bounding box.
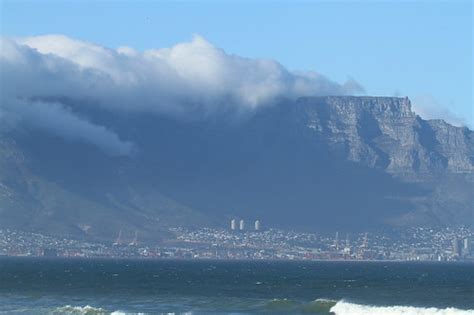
top-left (2, 34), bottom-right (364, 112)
top-left (3, 98), bottom-right (134, 156)
top-left (411, 95), bottom-right (470, 128)
top-left (0, 34), bottom-right (364, 154)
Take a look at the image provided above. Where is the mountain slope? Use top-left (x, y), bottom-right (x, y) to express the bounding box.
top-left (0, 134), bottom-right (210, 241)
top-left (0, 96), bottom-right (472, 241)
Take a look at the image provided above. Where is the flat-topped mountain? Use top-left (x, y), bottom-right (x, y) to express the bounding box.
top-left (0, 96), bottom-right (472, 241)
top-left (294, 96), bottom-right (473, 175)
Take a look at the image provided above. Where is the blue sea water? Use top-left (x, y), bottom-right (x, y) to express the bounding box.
top-left (0, 258), bottom-right (473, 314)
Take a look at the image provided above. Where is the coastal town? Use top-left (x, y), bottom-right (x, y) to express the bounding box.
top-left (0, 222), bottom-right (472, 262)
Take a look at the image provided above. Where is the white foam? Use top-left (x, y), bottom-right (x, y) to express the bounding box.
top-left (53, 305), bottom-right (108, 314)
top-left (330, 301), bottom-right (474, 315)
top-left (53, 305), bottom-right (147, 315)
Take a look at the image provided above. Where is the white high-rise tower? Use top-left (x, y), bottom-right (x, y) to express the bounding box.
top-left (254, 220), bottom-right (261, 231)
top-left (239, 219), bottom-right (245, 231)
top-left (230, 219), bottom-right (236, 230)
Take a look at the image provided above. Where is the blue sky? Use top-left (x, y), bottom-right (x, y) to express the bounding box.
top-left (1, 0), bottom-right (472, 126)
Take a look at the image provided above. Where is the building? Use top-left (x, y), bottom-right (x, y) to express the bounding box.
top-left (230, 219), bottom-right (236, 231)
top-left (254, 220), bottom-right (261, 231)
top-left (239, 219), bottom-right (245, 231)
top-left (463, 238), bottom-right (470, 256)
top-left (452, 237), bottom-right (461, 257)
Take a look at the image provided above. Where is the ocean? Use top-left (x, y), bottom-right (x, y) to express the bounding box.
top-left (0, 258), bottom-right (473, 314)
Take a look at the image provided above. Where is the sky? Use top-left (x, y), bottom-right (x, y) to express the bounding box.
top-left (1, 0), bottom-right (472, 127)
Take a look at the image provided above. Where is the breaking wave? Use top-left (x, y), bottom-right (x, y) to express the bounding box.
top-left (261, 299), bottom-right (474, 314)
top-left (16, 301), bottom-right (474, 315)
top-left (51, 305), bottom-right (148, 315)
top-left (330, 301), bottom-right (474, 315)
top-left (52, 305), bottom-right (109, 314)
top-left (263, 298), bottom-right (337, 313)
top-left (50, 306), bottom-right (194, 315)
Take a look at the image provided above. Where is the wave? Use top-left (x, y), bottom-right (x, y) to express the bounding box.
top-left (262, 299), bottom-right (474, 315)
top-left (52, 305), bottom-right (148, 315)
top-left (52, 305), bottom-right (109, 314)
top-left (303, 299), bottom-right (339, 313)
top-left (23, 301), bottom-right (474, 315)
top-left (263, 298), bottom-right (338, 313)
top-left (330, 301), bottom-right (474, 315)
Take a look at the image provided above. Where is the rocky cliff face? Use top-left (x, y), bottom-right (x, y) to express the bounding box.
top-left (0, 96), bottom-right (472, 240)
top-left (293, 96), bottom-right (473, 176)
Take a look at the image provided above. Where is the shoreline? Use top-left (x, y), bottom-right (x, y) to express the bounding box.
top-left (1, 255), bottom-right (473, 264)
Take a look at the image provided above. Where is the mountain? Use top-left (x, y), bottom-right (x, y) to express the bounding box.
top-left (0, 96), bottom-right (472, 242)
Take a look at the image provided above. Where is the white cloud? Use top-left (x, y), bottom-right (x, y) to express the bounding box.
top-left (1, 98), bottom-right (134, 156)
top-left (0, 34), bottom-right (364, 154)
top-left (412, 95), bottom-right (469, 128)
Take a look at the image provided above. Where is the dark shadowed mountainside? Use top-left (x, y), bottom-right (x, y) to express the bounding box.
top-left (0, 96), bottom-right (472, 242)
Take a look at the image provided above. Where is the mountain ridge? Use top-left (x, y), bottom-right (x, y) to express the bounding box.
top-left (0, 96), bottom-right (472, 242)
top-left (293, 96), bottom-right (473, 175)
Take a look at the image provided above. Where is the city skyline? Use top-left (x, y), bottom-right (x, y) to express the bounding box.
top-left (1, 221), bottom-right (472, 262)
